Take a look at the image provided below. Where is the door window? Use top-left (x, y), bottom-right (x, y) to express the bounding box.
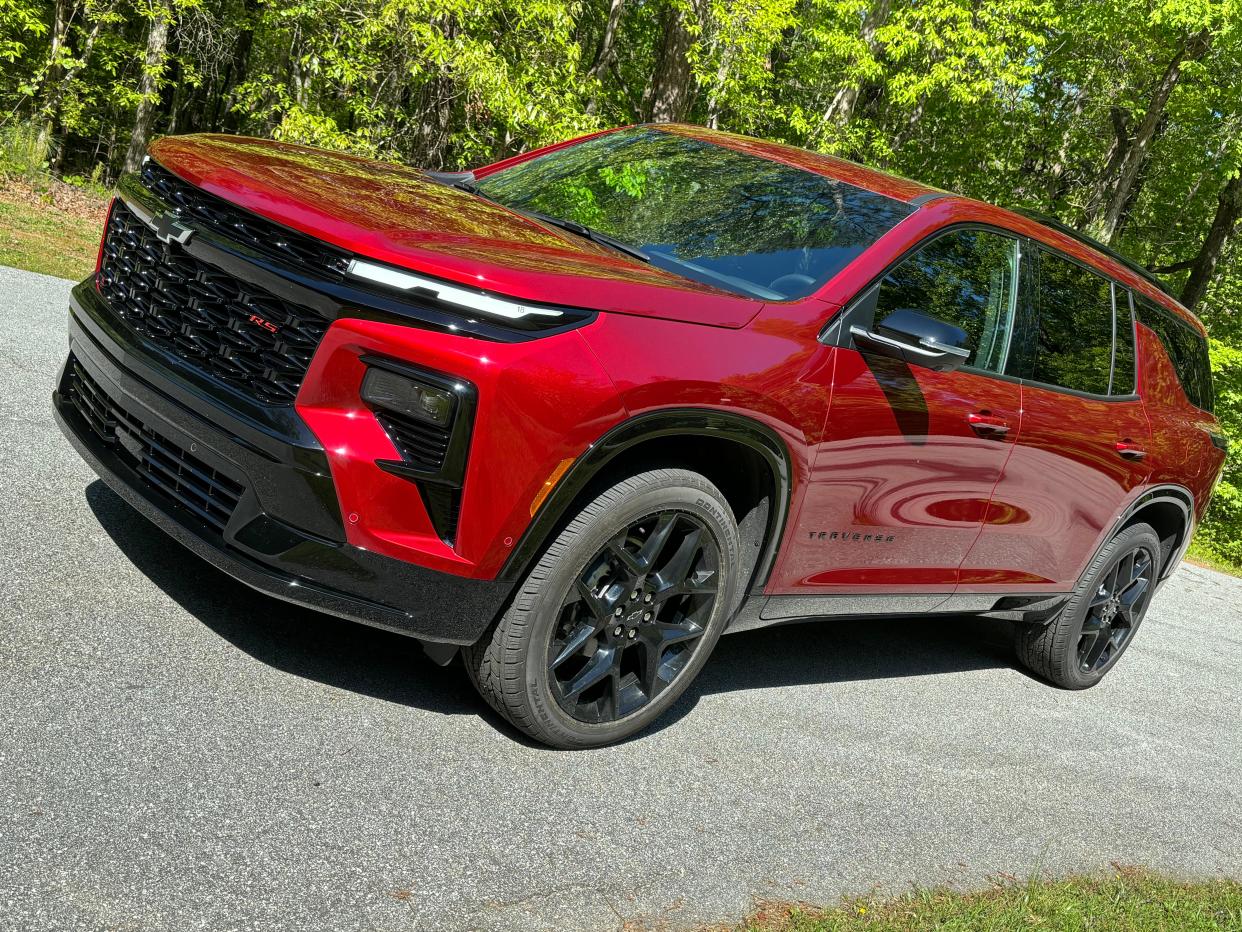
top-left (873, 228), bottom-right (1018, 374)
top-left (1020, 250), bottom-right (1113, 395)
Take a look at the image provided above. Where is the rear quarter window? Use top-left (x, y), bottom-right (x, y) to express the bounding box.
top-left (1135, 299), bottom-right (1214, 412)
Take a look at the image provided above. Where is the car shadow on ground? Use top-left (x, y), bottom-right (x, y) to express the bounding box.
top-left (87, 480), bottom-right (1023, 739)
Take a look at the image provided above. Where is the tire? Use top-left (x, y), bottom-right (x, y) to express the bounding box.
top-left (463, 468), bottom-right (742, 749)
top-left (1015, 522), bottom-right (1161, 689)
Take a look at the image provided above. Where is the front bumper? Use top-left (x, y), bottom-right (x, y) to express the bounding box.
top-left (55, 281), bottom-right (513, 646)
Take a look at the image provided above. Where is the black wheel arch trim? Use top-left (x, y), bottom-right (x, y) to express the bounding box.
top-left (1097, 483), bottom-right (1194, 582)
top-left (498, 408), bottom-right (793, 590)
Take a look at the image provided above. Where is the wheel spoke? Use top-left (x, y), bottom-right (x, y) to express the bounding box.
top-left (1102, 561), bottom-right (1122, 598)
top-left (561, 645), bottom-right (618, 700)
top-left (643, 620), bottom-right (704, 649)
top-left (652, 527), bottom-right (703, 593)
top-left (1119, 576), bottom-right (1149, 610)
top-left (653, 567), bottom-right (718, 603)
top-left (635, 512), bottom-right (678, 571)
top-left (1082, 625), bottom-right (1112, 670)
top-left (605, 535), bottom-right (644, 576)
top-left (551, 620), bottom-right (596, 669)
top-left (1081, 611), bottom-right (1107, 632)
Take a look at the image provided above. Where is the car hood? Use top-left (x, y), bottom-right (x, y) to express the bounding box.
top-left (146, 134), bottom-right (766, 328)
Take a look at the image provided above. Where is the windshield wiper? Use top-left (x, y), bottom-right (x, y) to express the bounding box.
top-left (524, 210), bottom-right (651, 264)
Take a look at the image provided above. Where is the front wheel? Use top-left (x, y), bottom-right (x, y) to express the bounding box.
top-left (464, 469), bottom-right (742, 749)
top-left (1016, 522), bottom-right (1161, 689)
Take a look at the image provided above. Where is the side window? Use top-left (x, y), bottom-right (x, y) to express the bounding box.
top-left (1135, 299), bottom-right (1215, 412)
top-left (1111, 287), bottom-right (1137, 395)
top-left (873, 228), bottom-right (1018, 373)
top-left (1025, 249), bottom-right (1112, 395)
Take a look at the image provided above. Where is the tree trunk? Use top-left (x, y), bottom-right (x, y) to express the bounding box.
top-left (822, 0), bottom-right (891, 128)
top-left (585, 0), bottom-right (626, 115)
top-left (123, 4), bottom-right (172, 173)
top-left (644, 2), bottom-right (698, 123)
top-left (35, 0), bottom-right (73, 159)
top-left (216, 0), bottom-right (260, 132)
top-left (1180, 173), bottom-right (1242, 310)
top-left (1092, 30), bottom-right (1212, 244)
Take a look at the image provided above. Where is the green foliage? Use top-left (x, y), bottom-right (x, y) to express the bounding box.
top-left (1, 0), bottom-right (1242, 557)
top-left (0, 121), bottom-right (47, 177)
top-left (1192, 337), bottom-right (1242, 567)
top-left (740, 868), bottom-right (1242, 931)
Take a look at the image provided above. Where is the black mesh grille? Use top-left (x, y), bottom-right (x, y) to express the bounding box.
top-left (98, 201), bottom-right (330, 405)
top-left (68, 360), bottom-right (245, 534)
top-left (139, 159), bottom-right (351, 280)
top-left (375, 411), bottom-right (452, 471)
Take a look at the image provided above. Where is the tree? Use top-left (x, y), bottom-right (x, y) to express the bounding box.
top-left (122, 1), bottom-right (172, 173)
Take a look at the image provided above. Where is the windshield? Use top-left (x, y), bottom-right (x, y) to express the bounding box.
top-left (474, 127), bottom-right (913, 300)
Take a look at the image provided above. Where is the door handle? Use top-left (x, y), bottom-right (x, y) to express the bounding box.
top-left (968, 411), bottom-right (1011, 438)
top-left (1115, 439), bottom-right (1147, 461)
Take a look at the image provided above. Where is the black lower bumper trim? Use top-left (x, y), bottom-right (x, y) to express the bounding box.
top-left (56, 293), bottom-right (513, 646)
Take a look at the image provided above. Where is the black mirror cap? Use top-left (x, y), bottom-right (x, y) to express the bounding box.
top-left (877, 309), bottom-right (970, 351)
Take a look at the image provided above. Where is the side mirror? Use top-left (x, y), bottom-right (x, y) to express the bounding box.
top-left (850, 309), bottom-right (972, 372)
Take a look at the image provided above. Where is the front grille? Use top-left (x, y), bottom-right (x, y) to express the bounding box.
top-left (98, 201), bottom-right (330, 405)
top-left (139, 159), bottom-right (352, 280)
top-left (375, 411), bottom-right (452, 471)
top-left (68, 360), bottom-right (245, 533)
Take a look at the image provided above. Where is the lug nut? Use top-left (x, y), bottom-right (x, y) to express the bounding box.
top-left (627, 629), bottom-right (637, 639)
top-left (614, 607), bottom-right (623, 616)
top-left (644, 593), bottom-right (652, 603)
top-left (631, 590), bottom-right (639, 600)
top-left (613, 625), bottom-right (623, 636)
top-left (643, 612), bottom-right (652, 621)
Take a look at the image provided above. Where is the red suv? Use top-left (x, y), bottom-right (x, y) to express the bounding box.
top-left (56, 124), bottom-right (1227, 748)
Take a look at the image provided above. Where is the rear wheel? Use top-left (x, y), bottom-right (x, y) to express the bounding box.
top-left (1016, 522), bottom-right (1160, 689)
top-left (464, 469), bottom-right (741, 749)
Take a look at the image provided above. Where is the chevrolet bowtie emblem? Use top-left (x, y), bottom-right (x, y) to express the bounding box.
top-left (152, 212), bottom-right (195, 246)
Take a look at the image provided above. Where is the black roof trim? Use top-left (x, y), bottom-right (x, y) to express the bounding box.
top-left (909, 192), bottom-right (952, 207)
top-left (1013, 208), bottom-right (1177, 301)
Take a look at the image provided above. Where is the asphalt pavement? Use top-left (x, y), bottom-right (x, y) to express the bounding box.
top-left (1, 265), bottom-right (1240, 931)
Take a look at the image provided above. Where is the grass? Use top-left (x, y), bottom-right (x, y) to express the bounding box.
top-left (725, 868), bottom-right (1242, 931)
top-left (0, 122), bottom-right (109, 279)
top-left (0, 179), bottom-right (108, 280)
top-left (1186, 539), bottom-right (1242, 578)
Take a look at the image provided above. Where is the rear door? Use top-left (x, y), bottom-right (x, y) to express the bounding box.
top-left (959, 247), bottom-right (1151, 593)
top-left (777, 227), bottom-right (1023, 601)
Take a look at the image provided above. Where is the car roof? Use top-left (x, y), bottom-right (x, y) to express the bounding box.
top-left (660, 124), bottom-right (1205, 335)
top-left (656, 123), bottom-right (942, 203)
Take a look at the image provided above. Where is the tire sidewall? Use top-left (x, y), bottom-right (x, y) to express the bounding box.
top-left (516, 473), bottom-right (742, 747)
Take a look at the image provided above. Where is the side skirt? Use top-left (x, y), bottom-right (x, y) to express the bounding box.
top-left (726, 591), bottom-right (1072, 633)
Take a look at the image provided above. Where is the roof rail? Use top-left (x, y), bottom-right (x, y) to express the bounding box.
top-left (1013, 208), bottom-right (1177, 301)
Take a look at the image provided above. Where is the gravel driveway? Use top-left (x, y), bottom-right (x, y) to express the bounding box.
top-left (2, 265), bottom-right (1239, 931)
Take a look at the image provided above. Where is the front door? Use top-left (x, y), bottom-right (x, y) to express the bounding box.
top-left (774, 226), bottom-right (1024, 601)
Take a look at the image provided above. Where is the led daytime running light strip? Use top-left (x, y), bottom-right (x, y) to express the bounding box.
top-left (347, 258), bottom-right (564, 321)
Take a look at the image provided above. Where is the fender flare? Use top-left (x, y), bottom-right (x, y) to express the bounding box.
top-left (497, 408), bottom-right (794, 589)
top-left (1094, 483), bottom-right (1195, 582)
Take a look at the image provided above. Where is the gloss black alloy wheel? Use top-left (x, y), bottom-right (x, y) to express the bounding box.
top-left (1076, 545), bottom-right (1153, 674)
top-left (547, 511), bottom-right (719, 724)
top-left (1016, 522), bottom-right (1161, 690)
top-left (463, 469), bottom-right (741, 749)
